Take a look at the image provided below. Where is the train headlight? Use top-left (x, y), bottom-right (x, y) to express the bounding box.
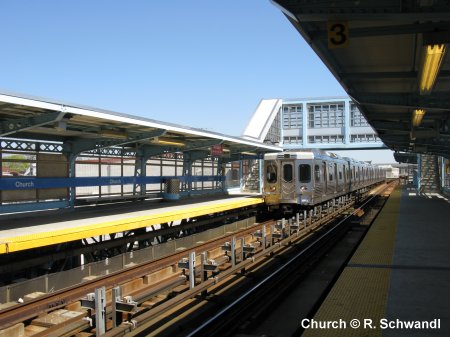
top-left (270, 186), bottom-right (277, 192)
top-left (300, 186), bottom-right (308, 191)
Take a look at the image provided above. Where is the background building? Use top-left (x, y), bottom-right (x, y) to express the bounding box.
top-left (242, 97), bottom-right (384, 150)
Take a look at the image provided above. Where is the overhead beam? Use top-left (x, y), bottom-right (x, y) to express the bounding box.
top-left (183, 150), bottom-right (210, 162)
top-left (64, 129), bottom-right (166, 155)
top-left (7, 132), bottom-right (66, 142)
top-left (341, 71), bottom-right (418, 80)
top-left (183, 139), bottom-right (223, 152)
top-left (0, 111), bottom-right (64, 137)
top-left (354, 93), bottom-right (450, 111)
top-left (383, 136), bottom-right (450, 149)
top-left (230, 145), bottom-right (259, 154)
top-left (138, 144), bottom-right (180, 159)
top-left (291, 12), bottom-right (450, 22)
top-left (371, 120), bottom-right (410, 132)
top-left (310, 22), bottom-right (450, 40)
top-left (342, 70), bottom-right (450, 81)
top-left (362, 112), bottom-right (412, 121)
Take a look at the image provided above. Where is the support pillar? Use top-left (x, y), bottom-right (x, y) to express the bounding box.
top-left (258, 159), bottom-right (263, 194)
top-left (95, 287), bottom-right (106, 336)
top-left (182, 157), bottom-right (193, 196)
top-left (68, 153), bottom-right (76, 208)
top-left (112, 286), bottom-right (121, 328)
top-left (189, 251), bottom-right (196, 289)
top-left (133, 152), bottom-right (146, 197)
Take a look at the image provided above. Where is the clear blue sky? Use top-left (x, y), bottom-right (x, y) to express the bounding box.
top-left (0, 0), bottom-right (346, 136)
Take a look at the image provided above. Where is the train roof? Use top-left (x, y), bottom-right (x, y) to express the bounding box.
top-left (264, 150), bottom-right (347, 162)
top-left (264, 150), bottom-right (379, 167)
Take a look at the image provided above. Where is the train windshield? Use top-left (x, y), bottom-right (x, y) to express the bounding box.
top-left (266, 161), bottom-right (277, 183)
top-left (283, 164), bottom-right (293, 182)
top-left (299, 164), bottom-right (311, 183)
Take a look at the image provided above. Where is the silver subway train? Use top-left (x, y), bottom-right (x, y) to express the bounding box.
top-left (263, 150), bottom-right (386, 212)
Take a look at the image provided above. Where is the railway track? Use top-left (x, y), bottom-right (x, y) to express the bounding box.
top-left (184, 182), bottom-right (396, 337)
top-left (0, 182), bottom-right (395, 336)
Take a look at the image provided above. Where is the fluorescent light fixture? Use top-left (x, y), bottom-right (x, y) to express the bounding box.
top-left (419, 44), bottom-right (446, 94)
top-left (99, 129), bottom-right (128, 139)
top-left (241, 151), bottom-right (257, 156)
top-left (153, 137), bottom-right (185, 146)
top-left (412, 109), bottom-right (426, 127)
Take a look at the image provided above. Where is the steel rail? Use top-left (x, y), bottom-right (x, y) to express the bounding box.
top-left (0, 182), bottom-right (390, 334)
top-left (0, 207), bottom-right (258, 275)
top-left (104, 185), bottom-right (387, 337)
top-left (0, 220), bottom-right (271, 329)
top-left (185, 182), bottom-right (394, 337)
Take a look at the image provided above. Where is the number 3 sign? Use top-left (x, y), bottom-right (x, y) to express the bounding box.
top-left (327, 21), bottom-right (349, 49)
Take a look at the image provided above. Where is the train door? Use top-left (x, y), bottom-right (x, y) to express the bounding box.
top-left (357, 167), bottom-right (361, 186)
top-left (346, 162), bottom-right (351, 192)
top-left (334, 163), bottom-right (338, 192)
top-left (281, 161), bottom-right (296, 201)
top-left (327, 162), bottom-right (334, 194)
top-left (322, 161), bottom-right (327, 197)
top-left (313, 162), bottom-right (322, 202)
top-left (263, 160), bottom-right (280, 206)
top-left (343, 163), bottom-right (347, 192)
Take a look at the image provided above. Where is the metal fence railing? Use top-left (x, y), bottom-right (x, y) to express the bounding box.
top-left (0, 216), bottom-right (256, 304)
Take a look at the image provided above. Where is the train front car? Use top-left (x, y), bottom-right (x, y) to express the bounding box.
top-left (263, 150), bottom-right (387, 214)
top-left (263, 151), bottom-right (315, 213)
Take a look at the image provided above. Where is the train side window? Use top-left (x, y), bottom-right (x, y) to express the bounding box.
top-left (266, 161), bottom-right (277, 183)
top-left (283, 164), bottom-right (293, 182)
top-left (299, 164), bottom-right (311, 183)
top-left (314, 165), bottom-right (320, 182)
top-left (339, 171), bottom-right (342, 180)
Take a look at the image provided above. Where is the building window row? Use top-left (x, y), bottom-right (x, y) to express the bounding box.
top-left (283, 136), bottom-right (303, 144)
top-left (350, 134), bottom-right (380, 143)
top-left (282, 105), bottom-right (303, 129)
top-left (350, 104), bottom-right (369, 127)
top-left (308, 135), bottom-right (344, 144)
top-left (308, 103), bottom-right (344, 128)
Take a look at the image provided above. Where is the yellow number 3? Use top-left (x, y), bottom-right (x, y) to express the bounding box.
top-left (328, 21), bottom-right (349, 49)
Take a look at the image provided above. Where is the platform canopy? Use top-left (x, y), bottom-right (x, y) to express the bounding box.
top-left (0, 91), bottom-right (281, 159)
top-left (273, 0), bottom-right (450, 158)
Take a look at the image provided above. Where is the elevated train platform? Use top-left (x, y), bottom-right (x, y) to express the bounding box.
top-left (0, 195), bottom-right (263, 254)
top-left (0, 91), bottom-right (275, 257)
top-left (303, 185), bottom-right (450, 337)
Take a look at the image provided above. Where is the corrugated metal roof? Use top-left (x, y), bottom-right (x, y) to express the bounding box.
top-left (273, 0), bottom-right (450, 159)
top-left (0, 90), bottom-right (282, 156)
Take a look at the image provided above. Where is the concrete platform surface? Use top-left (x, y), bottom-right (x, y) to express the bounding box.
top-left (303, 186), bottom-right (450, 337)
top-left (0, 194), bottom-right (263, 254)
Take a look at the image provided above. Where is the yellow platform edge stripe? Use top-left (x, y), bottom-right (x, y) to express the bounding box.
top-left (0, 197), bottom-right (264, 254)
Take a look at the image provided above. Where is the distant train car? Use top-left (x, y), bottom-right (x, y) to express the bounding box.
top-left (378, 165), bottom-right (400, 180)
top-left (263, 150), bottom-right (385, 212)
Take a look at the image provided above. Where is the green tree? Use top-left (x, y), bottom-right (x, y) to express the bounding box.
top-left (3, 154), bottom-right (30, 175)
